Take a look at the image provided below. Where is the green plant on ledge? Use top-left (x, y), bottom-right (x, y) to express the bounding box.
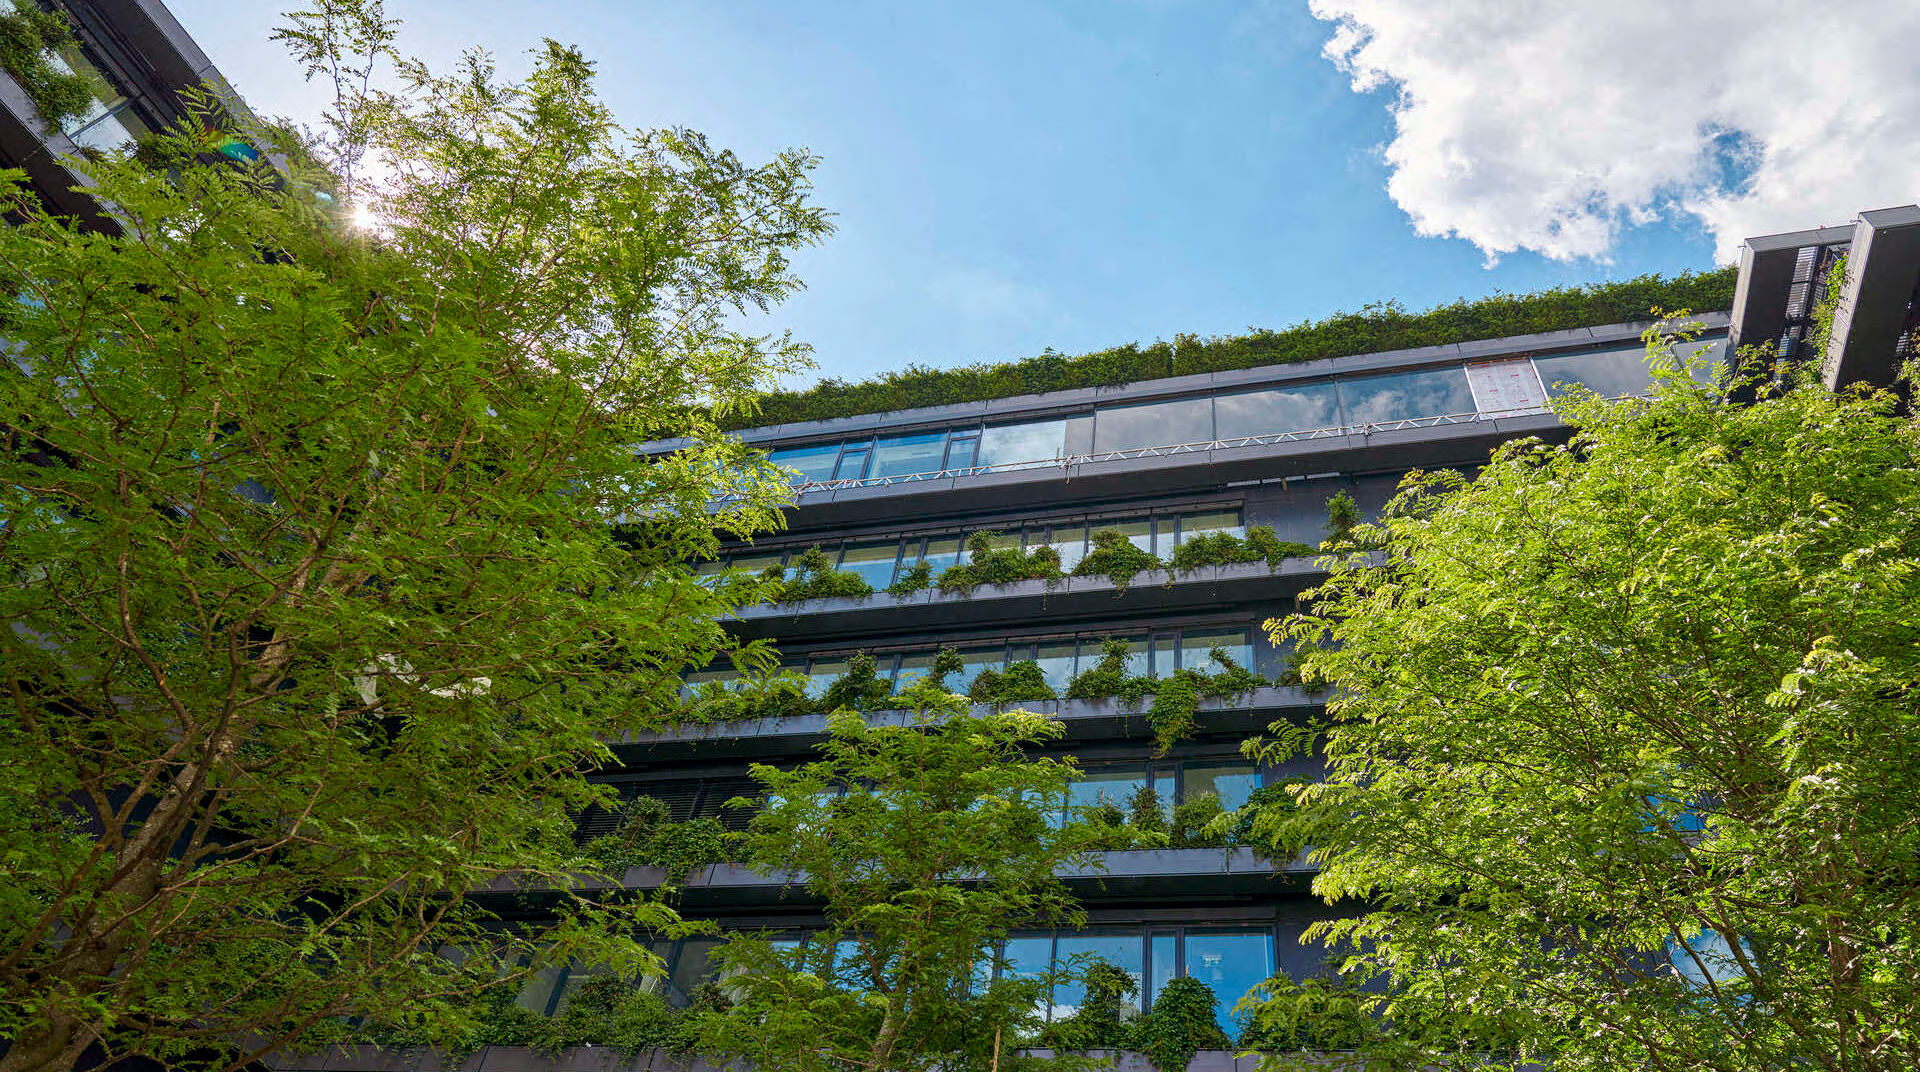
top-left (968, 658), bottom-right (1057, 705)
top-left (682, 670), bottom-right (816, 723)
top-left (1063, 637), bottom-right (1154, 706)
top-left (885, 558), bottom-right (932, 596)
top-left (818, 651), bottom-right (895, 712)
top-left (765, 544), bottom-right (873, 604)
top-left (0, 5), bottom-right (96, 131)
top-left (1144, 647), bottom-right (1266, 753)
top-left (1168, 524), bottom-right (1317, 574)
top-left (1132, 977), bottom-right (1232, 1071)
top-left (582, 796), bottom-right (735, 884)
top-left (936, 530), bottom-right (1065, 593)
top-left (1071, 528), bottom-right (1164, 592)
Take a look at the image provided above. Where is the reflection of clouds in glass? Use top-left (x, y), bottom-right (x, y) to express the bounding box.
top-left (1094, 399), bottom-right (1212, 452)
top-left (978, 421), bottom-right (1067, 466)
top-left (1340, 370), bottom-right (1473, 424)
top-left (1215, 385), bottom-right (1341, 437)
top-left (1535, 346), bottom-right (1652, 399)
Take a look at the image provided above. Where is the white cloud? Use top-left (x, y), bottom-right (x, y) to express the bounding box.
top-left (1307, 0), bottom-right (1920, 262)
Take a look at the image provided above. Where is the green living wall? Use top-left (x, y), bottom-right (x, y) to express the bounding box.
top-left (727, 268), bottom-right (1736, 430)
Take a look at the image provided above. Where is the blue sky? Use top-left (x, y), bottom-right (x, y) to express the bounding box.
top-left (168, 1), bottom-right (1752, 388)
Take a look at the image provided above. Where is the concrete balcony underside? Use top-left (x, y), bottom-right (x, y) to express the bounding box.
top-left (728, 558), bottom-right (1333, 644)
top-left (478, 847), bottom-right (1309, 912)
top-left (614, 684), bottom-right (1323, 763)
top-left (271, 1044), bottom-right (1274, 1071)
top-left (770, 410), bottom-right (1572, 533)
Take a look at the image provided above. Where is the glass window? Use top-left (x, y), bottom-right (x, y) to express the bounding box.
top-left (954, 646), bottom-right (1005, 693)
top-left (1183, 762), bottom-right (1261, 812)
top-left (681, 668), bottom-right (733, 697)
top-left (1152, 517), bottom-right (1179, 560)
top-left (1035, 641), bottom-right (1078, 694)
top-left (1149, 933), bottom-right (1177, 1007)
top-left (978, 420), bottom-right (1068, 470)
top-left (1080, 635), bottom-right (1149, 678)
top-left (838, 541), bottom-right (901, 589)
top-left (834, 447), bottom-right (871, 481)
top-left (1093, 396), bottom-right (1213, 454)
top-left (1053, 931), bottom-right (1145, 1020)
top-left (1045, 524), bottom-right (1088, 571)
top-left (1184, 929), bottom-right (1274, 1033)
top-left (920, 536), bottom-right (963, 576)
top-left (514, 961), bottom-right (565, 1013)
top-left (894, 652), bottom-right (935, 689)
top-left (870, 431), bottom-right (949, 479)
top-left (1181, 628), bottom-right (1253, 673)
top-left (1214, 382), bottom-right (1342, 439)
top-left (1533, 345), bottom-right (1657, 400)
top-left (944, 435), bottom-right (980, 470)
top-left (666, 938), bottom-right (722, 1006)
top-left (69, 107), bottom-right (148, 153)
top-left (729, 551), bottom-right (786, 578)
top-left (1067, 766), bottom-right (1147, 822)
top-left (768, 444), bottom-right (842, 484)
top-left (1337, 367), bottom-right (1475, 424)
top-left (805, 658), bottom-right (849, 700)
top-left (1672, 338), bottom-right (1728, 385)
top-left (1178, 510), bottom-right (1244, 544)
top-left (1000, 934), bottom-right (1053, 991)
top-left (1090, 517), bottom-right (1151, 554)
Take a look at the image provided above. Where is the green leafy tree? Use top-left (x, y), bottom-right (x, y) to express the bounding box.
top-left (1245, 334), bottom-right (1920, 1071)
top-left (0, 3), bottom-right (828, 1068)
top-left (695, 700), bottom-right (1096, 1071)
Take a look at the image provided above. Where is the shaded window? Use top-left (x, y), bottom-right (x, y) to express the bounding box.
top-left (1148, 932), bottom-right (1177, 1007)
top-left (514, 961), bottom-right (565, 1014)
top-left (665, 938), bottom-right (722, 1006)
top-left (870, 431), bottom-right (949, 479)
top-left (768, 444), bottom-right (841, 484)
top-left (1183, 762), bottom-right (1260, 812)
top-left (837, 541), bottom-right (900, 589)
top-left (1044, 524), bottom-right (1088, 571)
top-left (1337, 367), bottom-right (1475, 424)
top-left (1066, 766), bottom-right (1147, 823)
top-left (1533, 344), bottom-right (1656, 400)
top-left (1090, 517), bottom-right (1152, 554)
top-left (1079, 635), bottom-right (1148, 678)
top-left (1177, 510), bottom-right (1244, 545)
top-left (894, 652), bottom-right (935, 689)
top-left (954, 646), bottom-right (1005, 693)
top-left (1093, 396), bottom-right (1213, 453)
top-left (1034, 641), bottom-right (1078, 694)
top-left (1053, 931), bottom-right (1145, 1020)
top-left (1181, 628), bottom-right (1252, 673)
top-left (1183, 929), bottom-right (1274, 1033)
top-left (729, 551), bottom-right (786, 578)
top-left (804, 657), bottom-right (849, 700)
top-left (1214, 382), bottom-right (1342, 439)
top-left (919, 536), bottom-right (963, 575)
top-left (978, 420), bottom-right (1068, 469)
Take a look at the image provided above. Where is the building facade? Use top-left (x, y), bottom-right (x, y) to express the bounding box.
top-left (465, 313), bottom-right (1734, 1065)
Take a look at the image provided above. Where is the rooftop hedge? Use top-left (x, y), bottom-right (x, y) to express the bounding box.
top-left (727, 267), bottom-right (1736, 430)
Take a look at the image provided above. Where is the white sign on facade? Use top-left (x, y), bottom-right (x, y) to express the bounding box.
top-left (1465, 357), bottom-right (1549, 414)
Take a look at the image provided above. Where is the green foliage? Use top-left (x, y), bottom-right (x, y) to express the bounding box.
top-left (886, 558), bottom-right (933, 596)
top-left (818, 651), bottom-right (895, 712)
top-left (582, 797), bottom-right (733, 883)
top-left (1323, 490), bottom-right (1361, 544)
top-left (969, 659), bottom-right (1059, 706)
top-left (1258, 326), bottom-right (1920, 1071)
top-left (1071, 529), bottom-right (1164, 592)
top-left (1810, 253), bottom-right (1849, 359)
top-left (682, 669), bottom-right (817, 723)
top-left (0, 4), bottom-right (830, 1065)
top-left (1127, 785), bottom-right (1170, 839)
top-left (701, 700), bottom-right (1094, 1071)
top-left (1170, 792), bottom-right (1226, 849)
top-left (1143, 648), bottom-right (1265, 753)
top-left (937, 530), bottom-right (1065, 593)
top-left (770, 545), bottom-right (875, 603)
top-left (1063, 638), bottom-right (1152, 704)
top-left (0, 4), bottom-right (96, 130)
top-left (729, 270), bottom-right (1738, 430)
top-left (1132, 978), bottom-right (1230, 1071)
top-left (1234, 973), bottom-right (1378, 1054)
top-left (1036, 957), bottom-right (1138, 1052)
top-left (1168, 525), bottom-right (1316, 573)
